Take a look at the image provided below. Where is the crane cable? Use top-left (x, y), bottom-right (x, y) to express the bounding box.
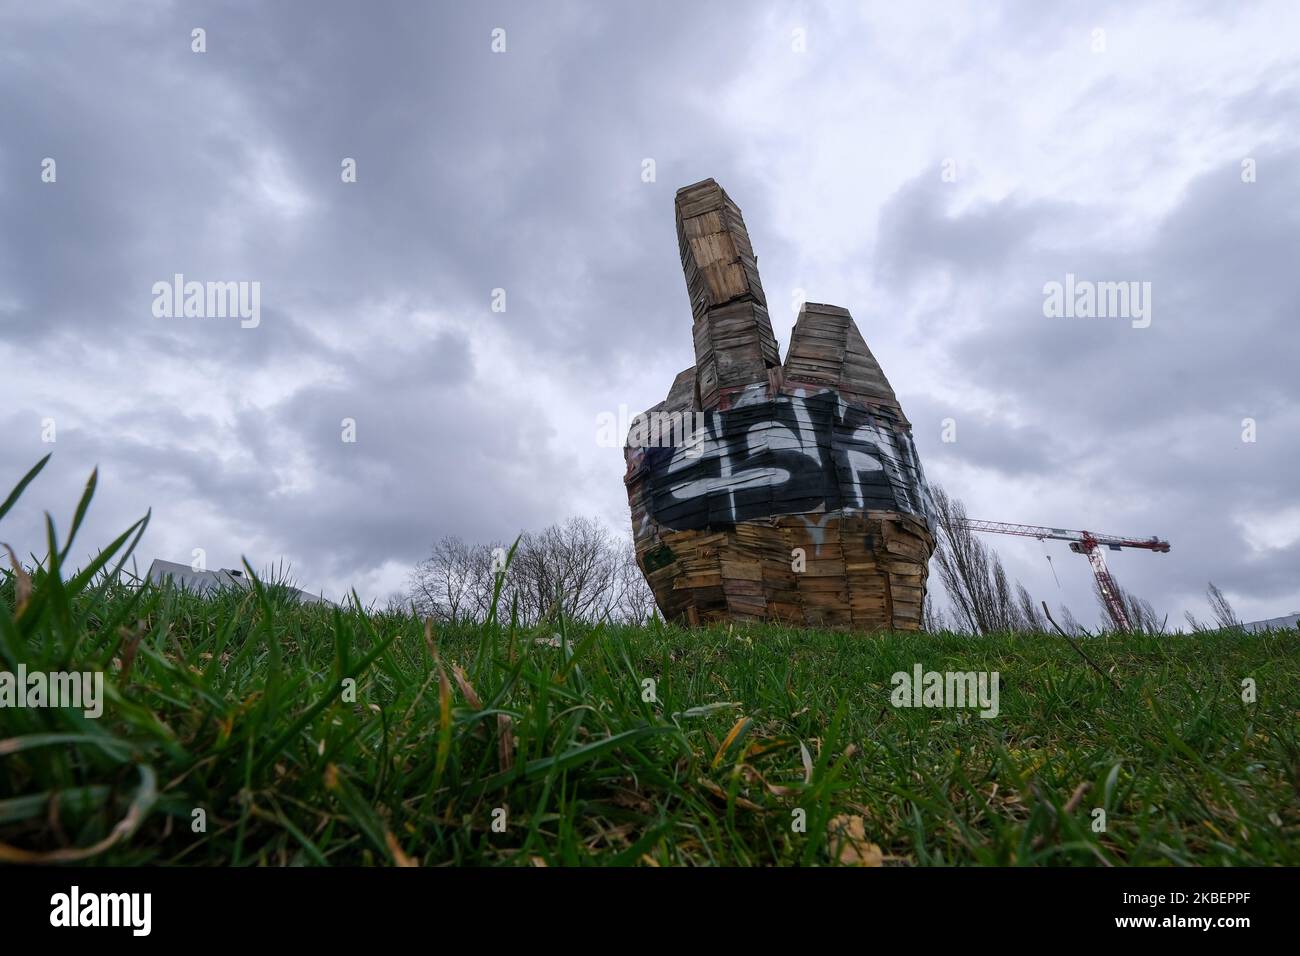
top-left (1039, 537), bottom-right (1062, 589)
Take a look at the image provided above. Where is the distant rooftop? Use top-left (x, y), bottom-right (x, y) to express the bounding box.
top-left (146, 559), bottom-right (332, 605)
top-left (1242, 612), bottom-right (1300, 633)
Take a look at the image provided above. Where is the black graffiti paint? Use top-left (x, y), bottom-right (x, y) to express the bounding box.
top-left (634, 392), bottom-right (930, 531)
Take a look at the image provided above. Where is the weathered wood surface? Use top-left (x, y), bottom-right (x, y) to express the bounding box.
top-left (676, 178), bottom-right (782, 410)
top-left (625, 179), bottom-right (934, 632)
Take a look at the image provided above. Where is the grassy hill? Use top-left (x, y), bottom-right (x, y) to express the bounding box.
top-left (2, 460), bottom-right (1297, 865)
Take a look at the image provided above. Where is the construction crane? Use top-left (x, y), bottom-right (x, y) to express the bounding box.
top-left (958, 519), bottom-right (1171, 631)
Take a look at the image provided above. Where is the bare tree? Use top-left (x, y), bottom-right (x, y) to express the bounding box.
top-left (510, 518), bottom-right (621, 624)
top-left (408, 536), bottom-right (475, 622)
top-left (409, 518), bottom-right (655, 627)
top-left (1206, 582), bottom-right (1241, 629)
top-left (1016, 582), bottom-right (1047, 631)
top-left (407, 535), bottom-right (505, 623)
top-left (1185, 581), bottom-right (1241, 631)
top-left (1092, 574), bottom-right (1163, 632)
top-left (922, 590), bottom-right (949, 631)
top-left (1058, 604), bottom-right (1086, 635)
top-left (929, 484), bottom-right (998, 633)
top-left (928, 483), bottom-right (1042, 633)
top-left (615, 538), bottom-right (657, 623)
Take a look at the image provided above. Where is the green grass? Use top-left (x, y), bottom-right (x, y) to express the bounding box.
top-left (2, 457), bottom-right (1297, 866)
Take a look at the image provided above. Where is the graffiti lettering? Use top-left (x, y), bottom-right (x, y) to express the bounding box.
top-left (631, 393), bottom-right (929, 530)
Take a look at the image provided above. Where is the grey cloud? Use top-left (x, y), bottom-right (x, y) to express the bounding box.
top-left (871, 144), bottom-right (1299, 621)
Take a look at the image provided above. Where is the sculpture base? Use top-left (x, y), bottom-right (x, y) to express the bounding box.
top-left (635, 511), bottom-right (933, 631)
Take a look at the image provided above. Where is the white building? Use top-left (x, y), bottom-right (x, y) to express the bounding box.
top-left (145, 559), bottom-right (332, 605)
top-left (1242, 612), bottom-right (1300, 633)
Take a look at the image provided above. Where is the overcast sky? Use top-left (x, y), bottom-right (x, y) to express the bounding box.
top-left (2, 0), bottom-right (1297, 626)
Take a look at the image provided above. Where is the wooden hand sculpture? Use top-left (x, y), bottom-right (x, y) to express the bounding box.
top-left (624, 179), bottom-right (935, 630)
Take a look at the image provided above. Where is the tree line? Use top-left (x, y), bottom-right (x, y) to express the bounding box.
top-left (403, 517), bottom-right (654, 626)
top-left (404, 489), bottom-right (1245, 634)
